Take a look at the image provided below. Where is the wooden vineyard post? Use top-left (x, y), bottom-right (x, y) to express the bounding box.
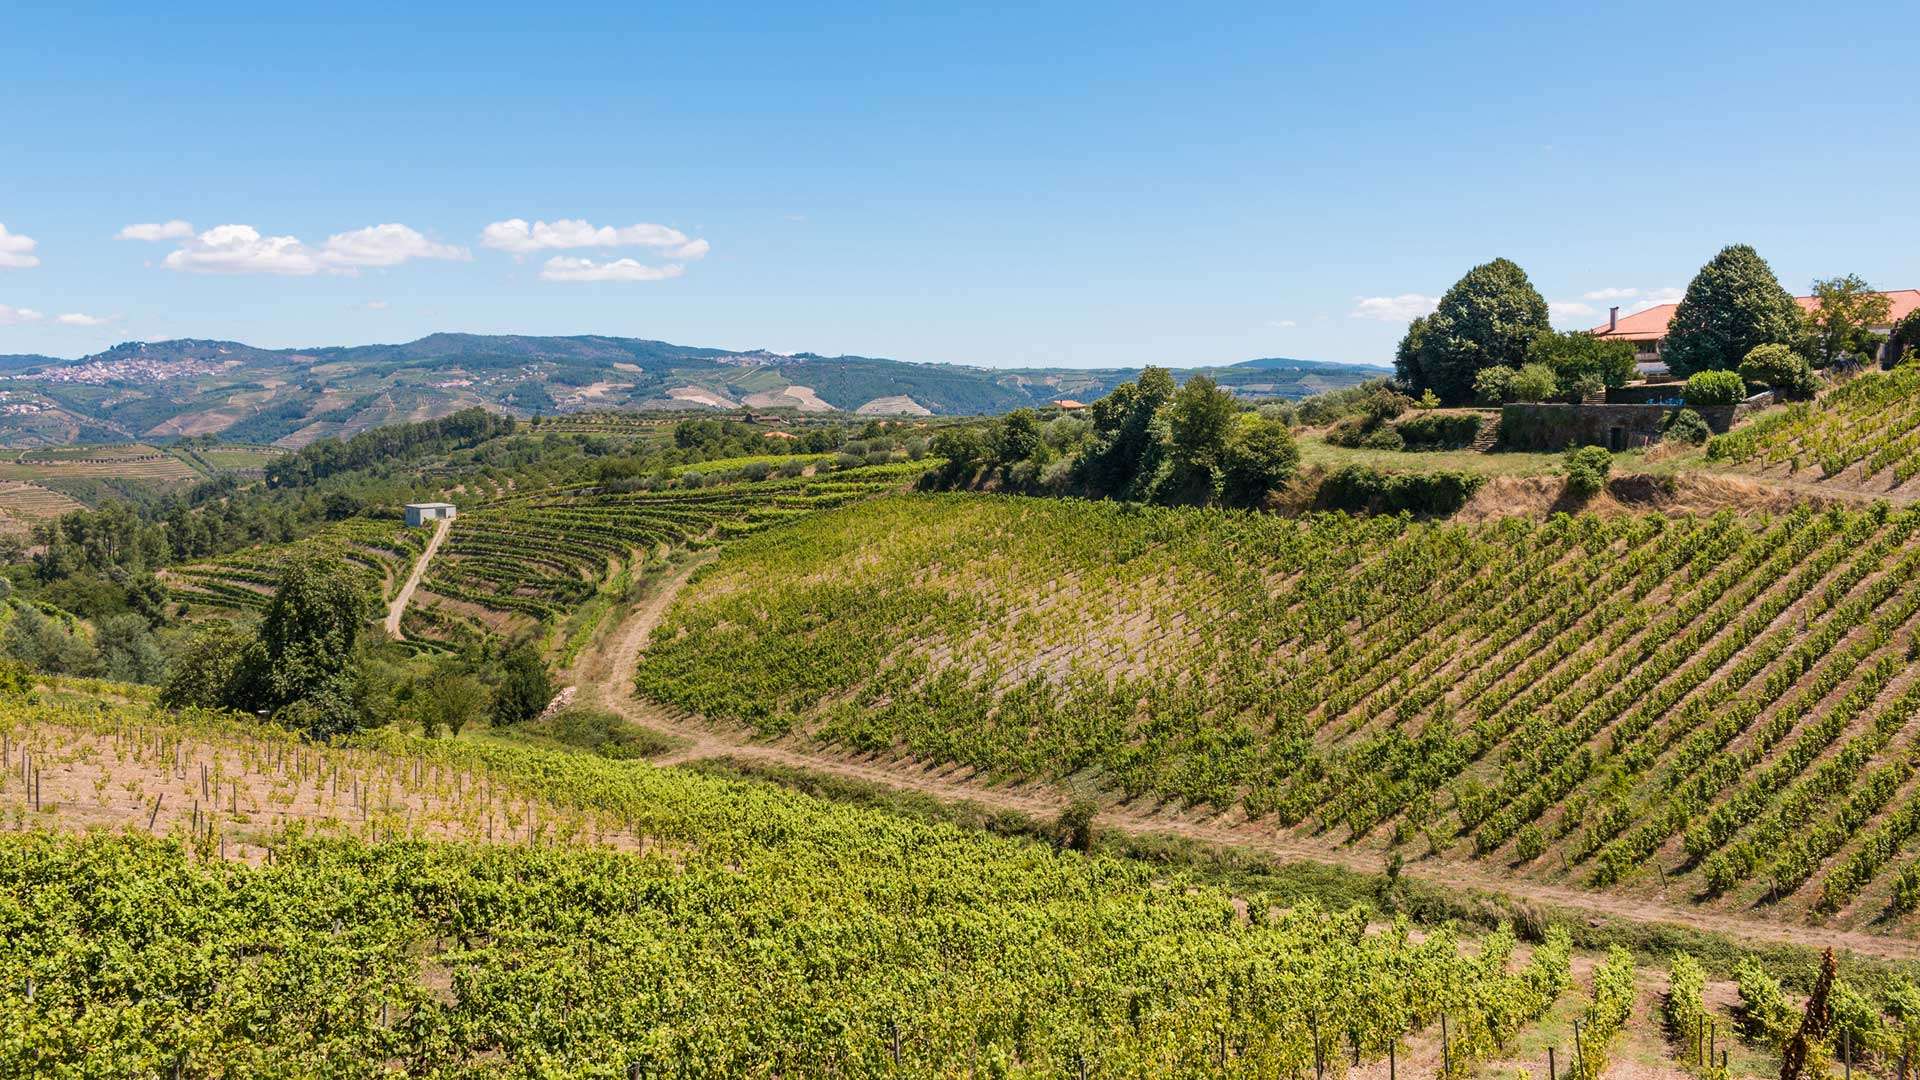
top-left (1708, 1018), bottom-right (1715, 1071)
top-left (1548, 1045), bottom-right (1555, 1080)
top-left (1311, 1009), bottom-right (1324, 1080)
top-left (1441, 1014), bottom-right (1450, 1077)
top-left (1573, 1019), bottom-right (1584, 1080)
top-left (1843, 1028), bottom-right (1851, 1080)
top-left (1388, 1036), bottom-right (1395, 1080)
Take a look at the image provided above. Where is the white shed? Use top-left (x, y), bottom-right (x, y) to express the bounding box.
top-left (405, 502), bottom-right (456, 527)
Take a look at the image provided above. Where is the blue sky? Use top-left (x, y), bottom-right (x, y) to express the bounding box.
top-left (3, 2), bottom-right (1917, 368)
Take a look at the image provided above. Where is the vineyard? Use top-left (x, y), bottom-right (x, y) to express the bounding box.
top-left (1707, 365), bottom-right (1920, 494)
top-left (404, 462), bottom-right (923, 646)
top-left (163, 518), bottom-right (431, 616)
top-left (636, 493), bottom-right (1920, 931)
top-left (0, 480), bottom-right (85, 530)
top-left (0, 698), bottom-right (1605, 1078)
top-left (0, 444), bottom-right (201, 483)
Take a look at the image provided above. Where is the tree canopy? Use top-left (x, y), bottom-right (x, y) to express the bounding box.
top-left (1662, 245), bottom-right (1801, 378)
top-left (1802, 275), bottom-right (1893, 367)
top-left (1403, 259), bottom-right (1550, 404)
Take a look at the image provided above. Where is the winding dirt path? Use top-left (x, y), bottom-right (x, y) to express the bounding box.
top-left (568, 558), bottom-right (1920, 964)
top-left (385, 517), bottom-right (450, 639)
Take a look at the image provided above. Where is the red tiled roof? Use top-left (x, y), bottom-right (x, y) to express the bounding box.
top-left (1591, 290), bottom-right (1920, 341)
top-left (1590, 304), bottom-right (1677, 341)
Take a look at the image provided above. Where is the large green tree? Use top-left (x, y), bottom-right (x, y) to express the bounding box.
top-left (1159, 375), bottom-right (1239, 504)
top-left (1220, 417), bottom-right (1299, 508)
top-left (1410, 259), bottom-right (1551, 404)
top-left (1078, 366), bottom-right (1176, 499)
top-left (1661, 244), bottom-right (1801, 378)
top-left (1802, 274), bottom-right (1892, 366)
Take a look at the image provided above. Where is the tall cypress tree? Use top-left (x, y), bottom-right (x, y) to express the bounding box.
top-left (1661, 244), bottom-right (1801, 378)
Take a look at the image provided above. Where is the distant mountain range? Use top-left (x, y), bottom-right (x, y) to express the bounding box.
top-left (0, 334), bottom-right (1386, 448)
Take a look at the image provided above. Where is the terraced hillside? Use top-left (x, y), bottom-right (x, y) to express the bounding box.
top-left (1708, 365), bottom-right (1920, 496)
top-left (163, 518), bottom-right (430, 616)
top-left (637, 493), bottom-right (1920, 930)
top-left (0, 696), bottom-right (1615, 1078)
top-left (405, 462), bottom-right (926, 645)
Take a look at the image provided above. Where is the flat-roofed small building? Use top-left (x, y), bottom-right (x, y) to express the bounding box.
top-left (404, 502), bottom-right (456, 527)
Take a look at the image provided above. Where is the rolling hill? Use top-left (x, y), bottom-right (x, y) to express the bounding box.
top-left (0, 334), bottom-right (1386, 448)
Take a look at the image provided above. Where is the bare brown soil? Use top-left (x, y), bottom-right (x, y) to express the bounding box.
top-left (1456, 472), bottom-right (1855, 523)
top-left (0, 725), bottom-right (659, 861)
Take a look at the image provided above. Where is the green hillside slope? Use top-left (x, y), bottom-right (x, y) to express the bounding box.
top-left (636, 493), bottom-right (1920, 929)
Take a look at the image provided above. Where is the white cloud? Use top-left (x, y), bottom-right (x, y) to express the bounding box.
top-left (0, 304), bottom-right (44, 325)
top-left (1550, 301), bottom-right (1597, 319)
top-left (1350, 294), bottom-right (1439, 322)
top-left (159, 222), bottom-right (465, 275)
top-left (1267, 319), bottom-right (1298, 329)
top-left (164, 224), bottom-right (322, 275)
top-left (362, 299), bottom-right (390, 310)
top-left (539, 256), bottom-right (686, 283)
top-left (1628, 287), bottom-right (1685, 311)
top-left (55, 312), bottom-right (114, 326)
top-left (1580, 285), bottom-right (1684, 312)
top-left (319, 223), bottom-right (468, 268)
top-left (0, 224), bottom-right (40, 270)
top-left (117, 220), bottom-right (195, 242)
top-left (483, 217), bottom-right (709, 260)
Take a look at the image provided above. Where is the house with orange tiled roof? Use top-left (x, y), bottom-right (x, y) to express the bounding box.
top-left (1591, 290), bottom-right (1920, 375)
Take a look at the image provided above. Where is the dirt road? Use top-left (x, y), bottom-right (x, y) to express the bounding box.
top-left (568, 558), bottom-right (1920, 963)
top-left (385, 517), bottom-right (450, 639)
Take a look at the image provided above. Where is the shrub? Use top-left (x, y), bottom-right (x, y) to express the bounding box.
top-left (1682, 369), bottom-right (1747, 408)
top-left (1509, 363), bottom-right (1559, 403)
top-left (1056, 797), bottom-right (1098, 852)
top-left (1664, 408), bottom-right (1712, 446)
top-left (1395, 412), bottom-right (1482, 449)
top-left (1361, 427), bottom-right (1406, 451)
top-left (544, 705), bottom-right (679, 759)
top-left (1739, 343), bottom-right (1817, 398)
top-left (1563, 445), bottom-right (1612, 498)
top-left (1474, 365), bottom-right (1519, 405)
top-left (1317, 466), bottom-right (1486, 516)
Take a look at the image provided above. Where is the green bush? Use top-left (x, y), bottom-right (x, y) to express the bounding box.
top-left (1395, 412), bottom-right (1483, 449)
top-left (1682, 369), bottom-right (1748, 408)
top-left (543, 705), bottom-right (679, 759)
top-left (1509, 362), bottom-right (1560, 403)
top-left (1739, 343), bottom-right (1817, 399)
top-left (1360, 427), bottom-right (1406, 451)
top-left (1664, 408), bottom-right (1712, 446)
top-left (1563, 445), bottom-right (1612, 498)
top-left (1473, 365), bottom-right (1518, 405)
top-left (1316, 466), bottom-right (1486, 516)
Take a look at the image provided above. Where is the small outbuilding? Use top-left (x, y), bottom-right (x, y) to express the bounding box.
top-left (405, 502), bottom-right (457, 527)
